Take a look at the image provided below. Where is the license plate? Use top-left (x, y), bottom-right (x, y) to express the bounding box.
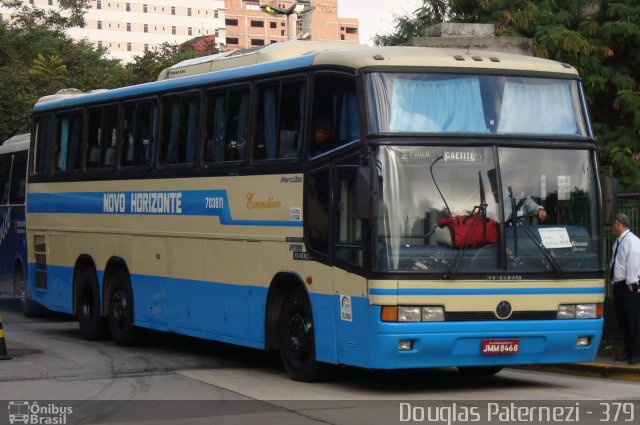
top-left (481, 339), bottom-right (520, 355)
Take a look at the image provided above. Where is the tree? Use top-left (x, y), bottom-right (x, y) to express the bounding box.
top-left (126, 42), bottom-right (200, 85)
top-left (0, 2), bottom-right (130, 142)
top-left (375, 0), bottom-right (640, 191)
top-left (0, 0), bottom-right (91, 33)
top-left (29, 53), bottom-right (68, 80)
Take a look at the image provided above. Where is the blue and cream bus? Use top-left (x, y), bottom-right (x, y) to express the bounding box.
top-left (26, 41), bottom-right (604, 381)
top-left (0, 134), bottom-right (29, 308)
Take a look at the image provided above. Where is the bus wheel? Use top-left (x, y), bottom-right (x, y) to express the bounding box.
top-left (108, 270), bottom-right (138, 346)
top-left (77, 269), bottom-right (108, 340)
top-left (457, 366), bottom-right (503, 376)
top-left (278, 289), bottom-right (324, 382)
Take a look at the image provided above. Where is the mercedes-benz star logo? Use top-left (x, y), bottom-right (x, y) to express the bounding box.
top-left (495, 300), bottom-right (513, 319)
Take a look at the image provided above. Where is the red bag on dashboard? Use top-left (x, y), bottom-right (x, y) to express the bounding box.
top-left (437, 214), bottom-right (498, 248)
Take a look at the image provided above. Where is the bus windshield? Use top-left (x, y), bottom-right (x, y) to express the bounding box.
top-left (366, 73), bottom-right (588, 137)
top-left (374, 146), bottom-right (599, 274)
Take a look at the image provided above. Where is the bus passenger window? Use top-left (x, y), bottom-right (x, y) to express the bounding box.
top-left (0, 154), bottom-right (10, 204)
top-left (9, 151), bottom-right (27, 204)
top-left (54, 111), bottom-right (83, 172)
top-left (255, 81), bottom-right (305, 161)
top-left (224, 90), bottom-right (248, 162)
top-left (310, 76), bottom-right (359, 158)
top-left (305, 167), bottom-right (331, 255)
top-left (122, 100), bottom-right (156, 168)
top-left (205, 89), bottom-right (249, 163)
top-left (205, 93), bottom-right (226, 163)
top-left (34, 116), bottom-right (53, 175)
top-left (87, 107), bottom-right (118, 169)
top-left (160, 94), bottom-right (200, 165)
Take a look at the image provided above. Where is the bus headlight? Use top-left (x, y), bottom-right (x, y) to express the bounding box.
top-left (557, 304), bottom-right (601, 319)
top-left (422, 306), bottom-right (444, 321)
top-left (398, 307), bottom-right (421, 322)
top-left (382, 306), bottom-right (445, 322)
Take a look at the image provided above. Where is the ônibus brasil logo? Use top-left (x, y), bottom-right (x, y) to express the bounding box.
top-left (8, 401), bottom-right (73, 425)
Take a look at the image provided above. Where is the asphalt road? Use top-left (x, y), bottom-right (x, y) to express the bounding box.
top-left (0, 297), bottom-right (638, 425)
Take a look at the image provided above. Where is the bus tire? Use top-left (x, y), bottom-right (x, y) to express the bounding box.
top-left (107, 270), bottom-right (139, 346)
top-left (457, 366), bottom-right (503, 376)
top-left (278, 288), bottom-right (324, 382)
top-left (77, 268), bottom-right (108, 340)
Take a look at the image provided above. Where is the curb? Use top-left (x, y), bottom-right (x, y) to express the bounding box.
top-left (517, 362), bottom-right (640, 382)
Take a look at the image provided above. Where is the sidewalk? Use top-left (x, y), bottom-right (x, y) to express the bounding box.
top-left (519, 356), bottom-right (640, 382)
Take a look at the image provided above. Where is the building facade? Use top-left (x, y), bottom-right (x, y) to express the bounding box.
top-left (0, 0), bottom-right (357, 62)
top-left (1, 0), bottom-right (226, 62)
top-left (224, 0), bottom-right (358, 50)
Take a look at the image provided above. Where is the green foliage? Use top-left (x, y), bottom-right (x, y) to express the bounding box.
top-left (126, 43), bottom-right (200, 85)
top-left (29, 53), bottom-right (68, 79)
top-left (0, 2), bottom-right (224, 142)
top-left (0, 5), bottom-right (131, 142)
top-left (0, 0), bottom-right (91, 33)
top-left (377, 0), bottom-right (640, 191)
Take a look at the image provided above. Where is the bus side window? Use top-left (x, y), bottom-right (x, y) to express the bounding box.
top-left (310, 76), bottom-right (360, 158)
top-left (160, 94), bottom-right (200, 165)
top-left (87, 107), bottom-right (118, 169)
top-left (224, 90), bottom-right (248, 162)
top-left (122, 100), bottom-right (157, 168)
top-left (54, 111), bottom-right (83, 172)
top-left (0, 154), bottom-right (10, 205)
top-left (305, 166), bottom-right (331, 256)
top-left (254, 81), bottom-right (305, 161)
top-left (205, 92), bottom-right (226, 163)
top-left (34, 115), bottom-right (53, 176)
top-left (9, 151), bottom-right (27, 204)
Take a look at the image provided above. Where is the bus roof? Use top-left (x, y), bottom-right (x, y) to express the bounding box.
top-left (33, 42), bottom-right (579, 114)
top-left (0, 133), bottom-right (29, 153)
top-left (157, 40), bottom-right (363, 80)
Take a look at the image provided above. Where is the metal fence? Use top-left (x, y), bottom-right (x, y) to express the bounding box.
top-left (602, 194), bottom-right (640, 345)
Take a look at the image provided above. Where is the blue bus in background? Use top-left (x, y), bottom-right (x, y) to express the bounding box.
top-left (0, 133), bottom-right (37, 315)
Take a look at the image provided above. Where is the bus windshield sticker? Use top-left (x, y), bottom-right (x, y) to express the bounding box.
top-left (557, 175), bottom-right (571, 201)
top-left (291, 207), bottom-right (302, 221)
top-left (340, 295), bottom-right (353, 322)
top-left (538, 228), bottom-right (572, 249)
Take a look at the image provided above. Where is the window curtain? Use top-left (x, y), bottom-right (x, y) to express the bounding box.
top-left (389, 77), bottom-right (487, 133)
top-left (367, 73), bottom-right (391, 132)
top-left (167, 101), bottom-right (181, 163)
top-left (58, 117), bottom-right (69, 170)
top-left (338, 92), bottom-right (360, 142)
top-left (497, 81), bottom-right (577, 134)
top-left (263, 89), bottom-right (277, 159)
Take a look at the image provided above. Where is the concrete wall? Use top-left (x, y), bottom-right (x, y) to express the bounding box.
top-left (408, 23), bottom-right (534, 56)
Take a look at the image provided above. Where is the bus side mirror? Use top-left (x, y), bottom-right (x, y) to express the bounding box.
top-left (356, 166), bottom-right (378, 220)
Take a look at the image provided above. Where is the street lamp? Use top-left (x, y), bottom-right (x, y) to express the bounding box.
top-left (260, 2), bottom-right (314, 40)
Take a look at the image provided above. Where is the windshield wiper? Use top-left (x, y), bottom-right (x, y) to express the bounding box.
top-left (508, 188), bottom-right (564, 278)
